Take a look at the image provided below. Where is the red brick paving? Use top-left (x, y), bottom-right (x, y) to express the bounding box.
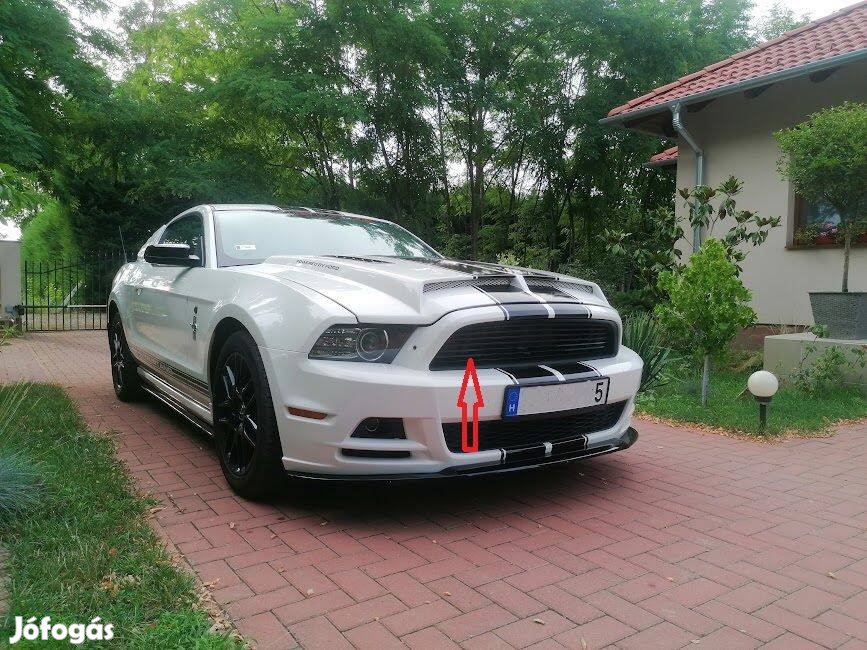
top-left (2, 331), bottom-right (867, 649)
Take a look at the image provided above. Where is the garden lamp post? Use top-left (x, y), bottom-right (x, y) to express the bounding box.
top-left (747, 371), bottom-right (779, 432)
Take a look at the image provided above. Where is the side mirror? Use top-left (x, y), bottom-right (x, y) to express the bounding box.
top-left (144, 243), bottom-right (200, 267)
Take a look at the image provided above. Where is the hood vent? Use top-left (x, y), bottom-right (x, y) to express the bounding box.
top-left (524, 277), bottom-right (594, 295)
top-left (423, 275), bottom-right (593, 295)
top-left (423, 276), bottom-right (516, 293)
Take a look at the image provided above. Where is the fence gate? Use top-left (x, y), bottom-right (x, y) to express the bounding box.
top-left (21, 252), bottom-right (127, 332)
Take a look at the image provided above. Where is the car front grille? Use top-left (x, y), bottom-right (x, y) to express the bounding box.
top-left (429, 316), bottom-right (618, 370)
top-left (442, 401), bottom-right (627, 453)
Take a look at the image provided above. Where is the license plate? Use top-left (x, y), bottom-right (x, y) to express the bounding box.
top-left (502, 377), bottom-right (610, 418)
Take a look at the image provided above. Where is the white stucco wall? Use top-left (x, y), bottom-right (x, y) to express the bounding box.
top-left (672, 58), bottom-right (867, 326)
top-left (0, 240), bottom-right (22, 321)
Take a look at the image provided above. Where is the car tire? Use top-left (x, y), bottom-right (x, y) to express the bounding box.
top-left (108, 312), bottom-right (143, 402)
top-left (213, 331), bottom-right (286, 499)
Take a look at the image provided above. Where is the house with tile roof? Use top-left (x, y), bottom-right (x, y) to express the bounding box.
top-left (602, 1), bottom-right (867, 326)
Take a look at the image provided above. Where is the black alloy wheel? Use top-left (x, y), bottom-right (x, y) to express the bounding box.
top-left (108, 313), bottom-right (142, 401)
top-left (110, 328), bottom-right (125, 391)
top-left (216, 352), bottom-right (259, 476)
top-left (213, 331), bottom-right (285, 499)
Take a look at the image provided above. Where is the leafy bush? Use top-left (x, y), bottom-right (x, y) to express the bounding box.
top-left (655, 239), bottom-right (756, 406)
top-left (678, 176), bottom-right (781, 271)
top-left (791, 345), bottom-right (866, 394)
top-left (622, 312), bottom-right (677, 393)
top-left (602, 206), bottom-right (683, 311)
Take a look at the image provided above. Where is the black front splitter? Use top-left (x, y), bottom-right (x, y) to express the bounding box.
top-left (285, 427), bottom-right (638, 482)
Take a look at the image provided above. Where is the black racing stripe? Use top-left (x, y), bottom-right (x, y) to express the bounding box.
top-left (550, 303), bottom-right (591, 318)
top-left (525, 287), bottom-right (574, 300)
top-left (496, 365), bottom-right (559, 386)
top-left (500, 302), bottom-right (550, 318)
top-left (551, 437), bottom-right (588, 454)
top-left (504, 445), bottom-right (546, 463)
top-left (472, 285), bottom-right (509, 319)
top-left (480, 285), bottom-right (527, 300)
top-left (545, 361), bottom-right (599, 378)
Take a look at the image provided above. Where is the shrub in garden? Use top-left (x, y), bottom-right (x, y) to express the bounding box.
top-left (655, 239), bottom-right (756, 406)
top-left (791, 345), bottom-right (866, 394)
top-left (622, 312), bottom-right (677, 393)
top-left (603, 177), bottom-right (779, 312)
top-left (678, 176), bottom-right (781, 270)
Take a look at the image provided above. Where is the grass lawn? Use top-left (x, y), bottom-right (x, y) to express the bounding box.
top-left (637, 369), bottom-right (867, 436)
top-left (0, 384), bottom-right (239, 649)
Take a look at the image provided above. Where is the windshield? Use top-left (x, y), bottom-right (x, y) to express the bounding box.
top-left (214, 210), bottom-right (442, 266)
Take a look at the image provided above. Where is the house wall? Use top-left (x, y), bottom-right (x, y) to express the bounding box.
top-left (0, 240), bottom-right (22, 323)
top-left (673, 58), bottom-right (867, 326)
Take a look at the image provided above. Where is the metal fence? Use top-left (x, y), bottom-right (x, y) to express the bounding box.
top-left (21, 252), bottom-right (127, 331)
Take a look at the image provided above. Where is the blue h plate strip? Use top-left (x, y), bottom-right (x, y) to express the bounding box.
top-left (503, 385), bottom-right (521, 418)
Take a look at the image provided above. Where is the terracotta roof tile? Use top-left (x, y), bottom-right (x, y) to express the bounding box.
top-left (646, 146), bottom-right (678, 166)
top-left (607, 1), bottom-right (867, 119)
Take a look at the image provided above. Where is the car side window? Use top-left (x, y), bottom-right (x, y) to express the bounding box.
top-left (160, 213), bottom-right (205, 265)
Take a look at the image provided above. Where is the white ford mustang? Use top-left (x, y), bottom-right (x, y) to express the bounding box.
top-left (108, 204), bottom-right (642, 497)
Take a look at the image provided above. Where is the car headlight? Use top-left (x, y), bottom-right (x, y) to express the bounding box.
top-left (309, 325), bottom-right (415, 363)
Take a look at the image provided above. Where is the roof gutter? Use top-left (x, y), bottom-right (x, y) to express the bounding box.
top-left (671, 103), bottom-right (703, 252)
top-left (599, 47), bottom-right (867, 127)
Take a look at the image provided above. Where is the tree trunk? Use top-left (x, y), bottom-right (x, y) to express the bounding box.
top-left (842, 227), bottom-right (852, 292)
top-left (469, 109), bottom-right (485, 260)
top-left (435, 87), bottom-right (452, 220)
top-left (700, 354), bottom-right (710, 407)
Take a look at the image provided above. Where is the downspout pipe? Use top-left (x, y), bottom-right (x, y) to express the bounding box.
top-left (671, 103), bottom-right (703, 252)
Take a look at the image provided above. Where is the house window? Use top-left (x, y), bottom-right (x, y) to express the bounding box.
top-left (793, 196), bottom-right (867, 247)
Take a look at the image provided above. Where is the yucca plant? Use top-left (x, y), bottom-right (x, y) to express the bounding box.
top-left (0, 384), bottom-right (41, 521)
top-left (622, 312), bottom-right (677, 393)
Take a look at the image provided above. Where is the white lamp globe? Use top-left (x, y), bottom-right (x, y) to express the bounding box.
top-left (748, 370), bottom-right (779, 398)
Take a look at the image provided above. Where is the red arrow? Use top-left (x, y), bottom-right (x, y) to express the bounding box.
top-left (457, 357), bottom-right (484, 453)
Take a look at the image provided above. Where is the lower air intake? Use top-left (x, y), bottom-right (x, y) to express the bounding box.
top-left (442, 401), bottom-right (626, 453)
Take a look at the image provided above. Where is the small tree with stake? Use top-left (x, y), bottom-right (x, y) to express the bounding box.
top-left (655, 239), bottom-right (756, 407)
top-left (775, 103), bottom-right (867, 294)
top-left (678, 176), bottom-right (781, 271)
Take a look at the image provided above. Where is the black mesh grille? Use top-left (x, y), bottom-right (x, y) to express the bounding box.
top-left (442, 401), bottom-right (626, 453)
top-left (430, 317), bottom-right (618, 370)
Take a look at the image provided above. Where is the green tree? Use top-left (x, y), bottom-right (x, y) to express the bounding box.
top-left (756, 2), bottom-right (810, 42)
top-left (10, 0), bottom-right (758, 270)
top-left (656, 239), bottom-right (756, 407)
top-left (679, 176), bottom-right (781, 270)
top-left (775, 102), bottom-right (867, 292)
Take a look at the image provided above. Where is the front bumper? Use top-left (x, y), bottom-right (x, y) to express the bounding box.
top-left (285, 427), bottom-right (639, 481)
top-left (260, 334), bottom-right (643, 477)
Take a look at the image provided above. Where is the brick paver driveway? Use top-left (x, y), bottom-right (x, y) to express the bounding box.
top-left (2, 332), bottom-right (866, 649)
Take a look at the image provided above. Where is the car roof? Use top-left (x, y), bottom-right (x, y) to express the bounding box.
top-left (206, 204), bottom-right (392, 225)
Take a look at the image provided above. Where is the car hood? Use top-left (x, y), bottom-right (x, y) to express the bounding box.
top-left (240, 255), bottom-right (610, 323)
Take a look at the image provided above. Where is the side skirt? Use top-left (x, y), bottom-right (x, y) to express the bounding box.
top-left (138, 367), bottom-right (214, 436)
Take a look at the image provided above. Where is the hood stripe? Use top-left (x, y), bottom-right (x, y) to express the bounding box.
top-left (471, 285), bottom-right (510, 320)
